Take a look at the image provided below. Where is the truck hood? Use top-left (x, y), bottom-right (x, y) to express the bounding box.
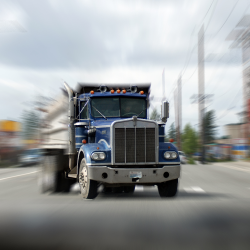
top-left (91, 118), bottom-right (131, 127)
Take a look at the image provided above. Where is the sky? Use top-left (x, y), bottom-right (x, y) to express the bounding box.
top-left (0, 0), bottom-right (249, 137)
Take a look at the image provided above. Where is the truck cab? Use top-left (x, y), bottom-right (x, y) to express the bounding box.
top-left (40, 83), bottom-right (180, 199)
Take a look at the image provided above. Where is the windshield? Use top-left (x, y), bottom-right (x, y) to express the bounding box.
top-left (91, 97), bottom-right (146, 118)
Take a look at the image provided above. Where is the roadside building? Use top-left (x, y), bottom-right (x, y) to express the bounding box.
top-left (212, 123), bottom-right (249, 160)
top-left (0, 120), bottom-right (21, 163)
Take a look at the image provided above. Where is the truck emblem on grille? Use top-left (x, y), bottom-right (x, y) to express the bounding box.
top-left (132, 116), bottom-right (137, 126)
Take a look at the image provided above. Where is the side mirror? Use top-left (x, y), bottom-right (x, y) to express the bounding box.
top-left (161, 101), bottom-right (169, 123)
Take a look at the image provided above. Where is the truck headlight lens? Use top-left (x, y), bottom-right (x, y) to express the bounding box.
top-left (164, 152), bottom-right (171, 159)
top-left (171, 152), bottom-right (177, 159)
top-left (99, 152), bottom-right (106, 160)
top-left (163, 151), bottom-right (178, 160)
top-left (91, 152), bottom-right (106, 161)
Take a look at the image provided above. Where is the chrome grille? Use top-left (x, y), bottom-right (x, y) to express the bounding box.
top-left (115, 128), bottom-right (125, 163)
top-left (115, 127), bottom-right (155, 163)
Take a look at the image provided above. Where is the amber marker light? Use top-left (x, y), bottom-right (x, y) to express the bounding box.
top-left (82, 139), bottom-right (87, 144)
top-left (111, 89), bottom-right (115, 94)
top-left (169, 138), bottom-right (174, 143)
top-left (122, 89), bottom-right (126, 94)
top-left (117, 89), bottom-right (121, 94)
top-left (97, 147), bottom-right (99, 150)
top-left (90, 90), bottom-right (94, 94)
top-left (140, 91), bottom-right (144, 95)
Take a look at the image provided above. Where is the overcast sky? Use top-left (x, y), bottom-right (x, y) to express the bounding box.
top-left (0, 0), bottom-right (249, 136)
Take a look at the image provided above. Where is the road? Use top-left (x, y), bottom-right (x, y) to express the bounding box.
top-left (0, 163), bottom-right (250, 250)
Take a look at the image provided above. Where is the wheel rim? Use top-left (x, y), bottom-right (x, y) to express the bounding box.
top-left (79, 166), bottom-right (88, 192)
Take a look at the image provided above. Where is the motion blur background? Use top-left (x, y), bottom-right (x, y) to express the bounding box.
top-left (1, 0), bottom-right (250, 249)
top-left (1, 0), bottom-right (250, 164)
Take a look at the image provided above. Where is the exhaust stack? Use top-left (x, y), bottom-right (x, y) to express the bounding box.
top-left (64, 82), bottom-right (76, 169)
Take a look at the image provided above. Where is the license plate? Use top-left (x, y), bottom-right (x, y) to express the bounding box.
top-left (129, 171), bottom-right (142, 178)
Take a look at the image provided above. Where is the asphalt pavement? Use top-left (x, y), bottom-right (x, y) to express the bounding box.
top-left (0, 162), bottom-right (250, 250)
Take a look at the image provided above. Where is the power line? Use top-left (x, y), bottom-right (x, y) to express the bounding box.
top-left (181, 0), bottom-right (239, 80)
top-left (166, 1), bottom-right (218, 101)
top-left (215, 88), bottom-right (242, 121)
top-left (213, 0), bottom-right (239, 37)
top-left (180, 0), bottom-right (218, 77)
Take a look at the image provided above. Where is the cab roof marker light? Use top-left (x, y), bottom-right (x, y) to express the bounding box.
top-left (122, 89), bottom-right (126, 94)
top-left (111, 89), bottom-right (115, 94)
top-left (140, 91), bottom-right (144, 95)
top-left (117, 89), bottom-right (121, 94)
top-left (90, 90), bottom-right (94, 94)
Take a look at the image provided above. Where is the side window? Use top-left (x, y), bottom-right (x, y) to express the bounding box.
top-left (80, 101), bottom-right (88, 119)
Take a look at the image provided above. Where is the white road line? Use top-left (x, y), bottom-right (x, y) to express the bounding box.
top-left (0, 171), bottom-right (39, 181)
top-left (213, 164), bottom-right (250, 173)
top-left (184, 186), bottom-right (205, 193)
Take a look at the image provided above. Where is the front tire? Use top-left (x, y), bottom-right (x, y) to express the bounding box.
top-left (158, 179), bottom-right (178, 198)
top-left (79, 158), bottom-right (98, 199)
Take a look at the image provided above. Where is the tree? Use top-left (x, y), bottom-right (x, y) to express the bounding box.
top-left (21, 110), bottom-right (40, 140)
top-left (168, 123), bottom-right (176, 141)
top-left (150, 108), bottom-right (161, 121)
top-left (182, 124), bottom-right (198, 156)
top-left (203, 110), bottom-right (217, 144)
top-left (21, 94), bottom-right (54, 141)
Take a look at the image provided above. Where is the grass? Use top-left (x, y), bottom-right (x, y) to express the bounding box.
top-left (206, 157), bottom-right (233, 163)
top-left (0, 161), bottom-right (12, 168)
top-left (0, 161), bottom-right (20, 168)
top-left (187, 157), bottom-right (196, 164)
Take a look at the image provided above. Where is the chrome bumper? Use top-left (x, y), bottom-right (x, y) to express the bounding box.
top-left (88, 165), bottom-right (180, 184)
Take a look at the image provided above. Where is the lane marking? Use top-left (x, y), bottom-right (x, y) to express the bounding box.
top-left (184, 186), bottom-right (205, 193)
top-left (212, 164), bottom-right (250, 173)
top-left (0, 171), bottom-right (39, 181)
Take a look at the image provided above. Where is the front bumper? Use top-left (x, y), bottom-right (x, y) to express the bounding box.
top-left (88, 165), bottom-right (180, 184)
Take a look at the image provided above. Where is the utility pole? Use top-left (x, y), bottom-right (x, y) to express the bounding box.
top-left (198, 24), bottom-right (205, 163)
top-left (191, 25), bottom-right (212, 163)
top-left (177, 76), bottom-right (182, 150)
top-left (174, 76), bottom-right (182, 150)
top-left (162, 68), bottom-right (165, 100)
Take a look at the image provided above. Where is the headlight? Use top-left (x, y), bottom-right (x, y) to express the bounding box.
top-left (99, 152), bottom-right (106, 160)
top-left (164, 152), bottom-right (171, 159)
top-left (91, 152), bottom-right (106, 161)
top-left (171, 152), bottom-right (177, 159)
top-left (163, 151), bottom-right (178, 160)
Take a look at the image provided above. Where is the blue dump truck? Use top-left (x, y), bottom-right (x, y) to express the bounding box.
top-left (40, 82), bottom-right (180, 199)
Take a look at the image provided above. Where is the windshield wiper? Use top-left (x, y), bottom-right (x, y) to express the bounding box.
top-left (77, 99), bottom-right (90, 119)
top-left (92, 106), bottom-right (107, 120)
top-left (136, 107), bottom-right (147, 118)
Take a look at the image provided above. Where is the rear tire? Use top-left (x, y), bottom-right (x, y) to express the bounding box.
top-left (39, 155), bottom-right (74, 193)
top-left (79, 158), bottom-right (98, 199)
top-left (158, 179), bottom-right (178, 198)
top-left (39, 155), bottom-right (59, 193)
